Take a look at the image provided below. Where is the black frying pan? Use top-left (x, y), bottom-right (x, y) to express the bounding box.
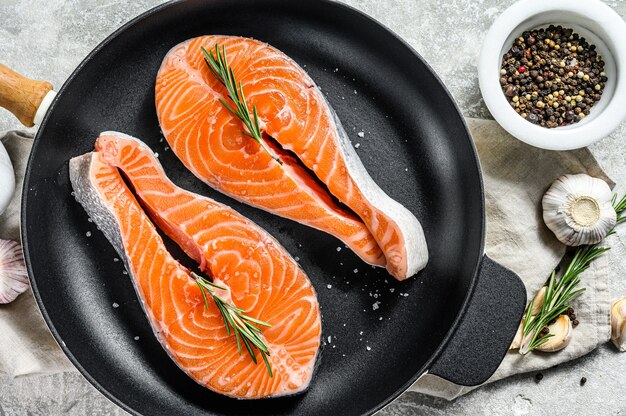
top-left (3, 0), bottom-right (526, 414)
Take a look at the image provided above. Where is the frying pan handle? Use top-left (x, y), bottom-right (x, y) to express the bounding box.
top-left (428, 255), bottom-right (526, 386)
top-left (0, 64), bottom-right (54, 127)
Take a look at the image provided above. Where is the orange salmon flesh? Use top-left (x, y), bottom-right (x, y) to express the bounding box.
top-left (156, 35), bottom-right (428, 280)
top-left (70, 132), bottom-right (321, 398)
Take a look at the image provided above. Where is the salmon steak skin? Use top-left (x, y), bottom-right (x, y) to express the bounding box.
top-left (155, 35), bottom-right (428, 280)
top-left (69, 132), bottom-right (321, 399)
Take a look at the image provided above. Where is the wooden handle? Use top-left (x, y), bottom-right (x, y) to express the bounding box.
top-left (0, 64), bottom-right (53, 127)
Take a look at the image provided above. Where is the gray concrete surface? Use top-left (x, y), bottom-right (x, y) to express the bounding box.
top-left (2, 0), bottom-right (626, 415)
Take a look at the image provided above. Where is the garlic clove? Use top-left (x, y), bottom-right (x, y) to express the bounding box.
top-left (0, 239), bottom-right (29, 304)
top-left (511, 316), bottom-right (536, 351)
top-left (510, 319), bottom-right (524, 350)
top-left (511, 288), bottom-right (547, 351)
top-left (610, 297), bottom-right (626, 351)
top-left (543, 174), bottom-right (616, 246)
top-left (536, 314), bottom-right (573, 352)
top-left (531, 286), bottom-right (547, 315)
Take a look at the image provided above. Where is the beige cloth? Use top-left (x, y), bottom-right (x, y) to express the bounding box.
top-left (0, 131), bottom-right (73, 376)
top-left (410, 118), bottom-right (616, 399)
top-left (0, 120), bottom-right (619, 392)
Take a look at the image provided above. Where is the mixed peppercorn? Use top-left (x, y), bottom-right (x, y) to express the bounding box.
top-left (500, 25), bottom-right (606, 128)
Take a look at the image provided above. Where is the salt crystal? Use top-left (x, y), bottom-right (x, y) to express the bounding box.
top-left (389, 288), bottom-right (395, 293)
top-left (379, 317), bottom-right (383, 321)
top-left (122, 270), bottom-right (128, 275)
top-left (134, 336), bottom-right (140, 341)
top-left (405, 168), bottom-right (408, 172)
top-left (355, 143), bottom-right (360, 149)
top-left (154, 152), bottom-right (159, 158)
top-left (334, 68), bottom-right (339, 72)
top-left (357, 131), bottom-right (365, 138)
top-left (359, 331), bottom-right (363, 335)
top-left (295, 256), bottom-right (300, 261)
top-left (327, 284), bottom-right (332, 289)
top-left (336, 247), bottom-right (342, 252)
top-left (404, 293), bottom-right (409, 297)
top-left (372, 302), bottom-right (379, 311)
top-left (85, 231), bottom-right (91, 237)
top-left (328, 336), bottom-right (332, 343)
top-left (353, 268), bottom-right (358, 273)
top-left (112, 302), bottom-right (119, 308)
top-left (354, 90), bottom-right (358, 94)
top-left (366, 346), bottom-right (371, 351)
top-left (113, 258), bottom-right (119, 262)
top-left (87, 218), bottom-right (93, 223)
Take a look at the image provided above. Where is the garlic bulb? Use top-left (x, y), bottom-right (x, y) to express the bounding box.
top-left (0, 142), bottom-right (15, 215)
top-left (610, 297), bottom-right (626, 351)
top-left (0, 239), bottom-right (29, 304)
top-left (536, 314), bottom-right (573, 352)
top-left (543, 174), bottom-right (616, 246)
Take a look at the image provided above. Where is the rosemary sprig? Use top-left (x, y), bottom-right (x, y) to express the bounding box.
top-left (611, 193), bottom-right (626, 224)
top-left (201, 45), bottom-right (281, 165)
top-left (193, 272), bottom-right (273, 376)
top-left (520, 193), bottom-right (626, 354)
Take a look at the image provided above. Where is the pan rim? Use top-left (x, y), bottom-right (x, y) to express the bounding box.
top-left (20, 0), bottom-right (486, 414)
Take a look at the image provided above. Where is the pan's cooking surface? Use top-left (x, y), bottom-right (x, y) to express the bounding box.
top-left (22, 1), bottom-right (483, 414)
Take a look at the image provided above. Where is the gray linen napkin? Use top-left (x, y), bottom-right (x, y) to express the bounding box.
top-left (0, 120), bottom-right (619, 391)
top-left (409, 118), bottom-right (617, 399)
top-left (0, 131), bottom-right (73, 376)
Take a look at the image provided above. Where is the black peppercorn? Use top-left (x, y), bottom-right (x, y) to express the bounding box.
top-left (535, 373), bottom-right (544, 382)
top-left (580, 377), bottom-right (587, 386)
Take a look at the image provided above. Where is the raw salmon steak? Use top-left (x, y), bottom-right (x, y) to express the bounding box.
top-left (156, 35), bottom-right (428, 280)
top-left (69, 133), bottom-right (321, 399)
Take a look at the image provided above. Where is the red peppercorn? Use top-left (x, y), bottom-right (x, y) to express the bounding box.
top-left (519, 66), bottom-right (527, 73)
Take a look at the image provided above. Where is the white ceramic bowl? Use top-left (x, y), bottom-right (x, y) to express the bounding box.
top-left (479, 0), bottom-right (626, 150)
top-left (0, 142), bottom-right (15, 215)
